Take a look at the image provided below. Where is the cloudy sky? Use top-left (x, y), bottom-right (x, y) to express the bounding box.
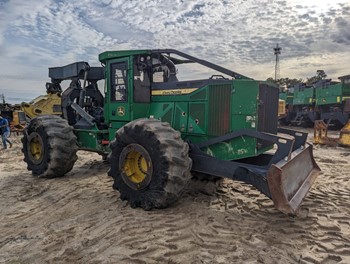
top-left (0, 0), bottom-right (349, 103)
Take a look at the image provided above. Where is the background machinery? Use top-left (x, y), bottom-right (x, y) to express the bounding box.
top-left (0, 103), bottom-right (27, 133)
top-left (279, 75), bottom-right (350, 128)
top-left (314, 119), bottom-right (350, 147)
top-left (21, 82), bottom-right (62, 118)
top-left (315, 75), bottom-right (350, 128)
top-left (278, 75), bottom-right (350, 146)
top-left (22, 49), bottom-right (320, 215)
top-left (279, 83), bottom-right (316, 127)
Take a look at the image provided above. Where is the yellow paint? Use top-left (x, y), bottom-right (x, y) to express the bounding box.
top-left (21, 93), bottom-right (62, 118)
top-left (152, 88), bottom-right (198, 96)
top-left (122, 150), bottom-right (148, 184)
top-left (29, 136), bottom-right (43, 162)
top-left (337, 96), bottom-right (340, 103)
top-left (314, 120), bottom-right (350, 147)
top-left (339, 121), bottom-right (350, 147)
top-left (278, 99), bottom-right (286, 117)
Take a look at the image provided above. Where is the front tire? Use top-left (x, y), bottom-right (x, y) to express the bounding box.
top-left (109, 118), bottom-right (192, 210)
top-left (22, 115), bottom-right (78, 178)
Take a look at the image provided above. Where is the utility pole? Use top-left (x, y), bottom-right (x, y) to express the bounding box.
top-left (0, 93), bottom-right (5, 104)
top-left (274, 43), bottom-right (282, 81)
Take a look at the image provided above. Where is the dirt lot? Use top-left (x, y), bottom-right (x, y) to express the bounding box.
top-left (0, 130), bottom-right (350, 263)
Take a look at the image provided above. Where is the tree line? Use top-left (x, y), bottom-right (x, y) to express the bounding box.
top-left (266, 70), bottom-right (328, 89)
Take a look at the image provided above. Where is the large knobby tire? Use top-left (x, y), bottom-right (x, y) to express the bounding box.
top-left (22, 115), bottom-right (78, 178)
top-left (109, 118), bottom-right (192, 210)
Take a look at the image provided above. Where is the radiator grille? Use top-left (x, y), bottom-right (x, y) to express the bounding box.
top-left (208, 84), bottom-right (232, 136)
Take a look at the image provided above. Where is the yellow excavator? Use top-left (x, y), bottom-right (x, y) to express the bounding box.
top-left (314, 120), bottom-right (350, 147)
top-left (21, 83), bottom-right (62, 118)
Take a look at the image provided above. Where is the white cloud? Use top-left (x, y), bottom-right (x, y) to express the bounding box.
top-left (0, 0), bottom-right (349, 103)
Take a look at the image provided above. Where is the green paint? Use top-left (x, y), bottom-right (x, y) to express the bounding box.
top-left (75, 50), bottom-right (278, 162)
top-left (76, 128), bottom-right (109, 153)
top-left (315, 82), bottom-right (350, 105)
top-left (293, 87), bottom-right (315, 105)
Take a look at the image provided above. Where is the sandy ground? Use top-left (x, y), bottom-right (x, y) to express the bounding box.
top-left (0, 129), bottom-right (350, 264)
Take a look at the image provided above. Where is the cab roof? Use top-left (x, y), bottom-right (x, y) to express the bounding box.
top-left (98, 50), bottom-right (150, 63)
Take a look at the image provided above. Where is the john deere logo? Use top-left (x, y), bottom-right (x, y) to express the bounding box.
top-left (117, 106), bottom-right (125, 116)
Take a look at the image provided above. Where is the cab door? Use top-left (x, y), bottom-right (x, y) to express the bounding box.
top-left (107, 58), bottom-right (131, 122)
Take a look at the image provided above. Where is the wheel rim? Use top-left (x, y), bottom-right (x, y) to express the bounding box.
top-left (28, 132), bottom-right (44, 164)
top-left (119, 144), bottom-right (152, 190)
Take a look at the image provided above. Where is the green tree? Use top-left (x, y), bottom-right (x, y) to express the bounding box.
top-left (266, 77), bottom-right (303, 90)
top-left (306, 70), bottom-right (327, 85)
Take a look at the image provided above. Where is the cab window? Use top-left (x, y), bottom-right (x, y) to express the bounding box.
top-left (110, 62), bottom-right (127, 102)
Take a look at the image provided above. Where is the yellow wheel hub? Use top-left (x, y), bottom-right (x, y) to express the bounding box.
top-left (28, 133), bottom-right (44, 164)
top-left (123, 150), bottom-right (149, 183)
top-left (120, 144), bottom-right (152, 190)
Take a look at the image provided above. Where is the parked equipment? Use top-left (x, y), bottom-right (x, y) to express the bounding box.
top-left (22, 50), bottom-right (320, 215)
top-left (279, 75), bottom-right (350, 128)
top-left (0, 103), bottom-right (27, 133)
top-left (314, 119), bottom-right (350, 147)
top-left (21, 82), bottom-right (62, 118)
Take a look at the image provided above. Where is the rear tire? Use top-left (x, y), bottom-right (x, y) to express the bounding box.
top-left (22, 115), bottom-right (78, 178)
top-left (109, 118), bottom-right (192, 210)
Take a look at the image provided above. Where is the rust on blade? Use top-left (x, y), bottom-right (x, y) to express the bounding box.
top-left (267, 143), bottom-right (320, 215)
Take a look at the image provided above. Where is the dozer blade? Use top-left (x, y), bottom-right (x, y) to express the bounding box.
top-left (267, 143), bottom-right (320, 215)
